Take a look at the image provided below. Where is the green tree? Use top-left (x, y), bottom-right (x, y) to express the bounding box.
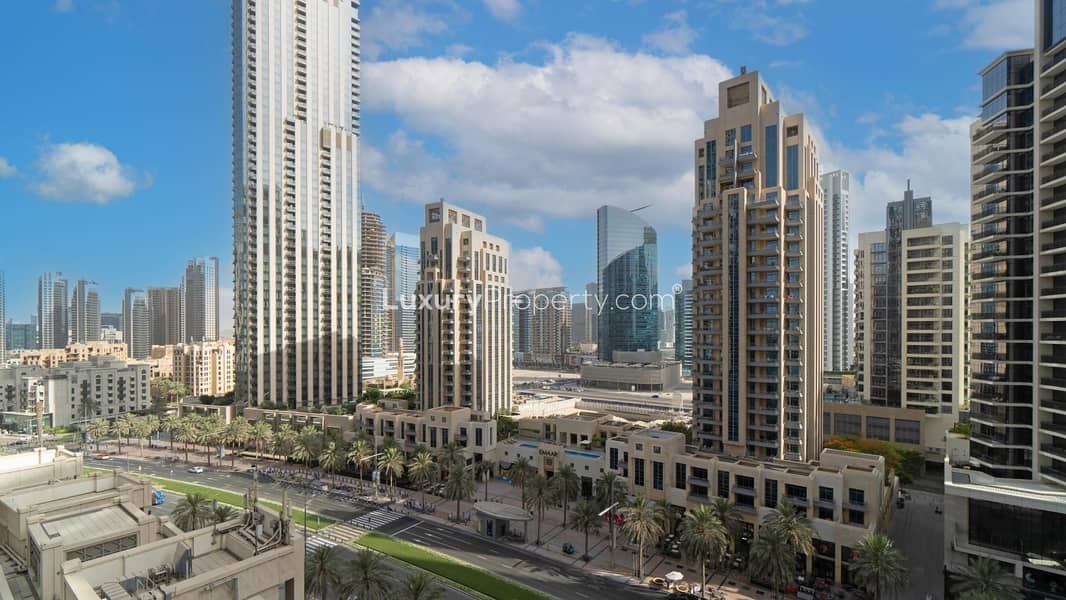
top-left (378, 446), bottom-right (406, 490)
top-left (658, 421), bottom-right (693, 442)
top-left (212, 504), bottom-right (239, 524)
top-left (525, 473), bottom-right (554, 545)
top-left (474, 460), bottom-right (496, 501)
top-left (747, 527), bottom-right (794, 599)
top-left (552, 463), bottom-right (581, 527)
top-left (679, 505), bottom-right (730, 598)
top-left (408, 450), bottom-right (440, 510)
top-left (496, 413), bottom-right (519, 439)
top-left (443, 462), bottom-right (476, 522)
top-left (249, 420), bottom-right (273, 462)
top-left (174, 417), bottom-right (198, 462)
top-left (950, 556), bottom-right (1021, 600)
top-left (160, 414), bottom-right (180, 451)
top-left (305, 545), bottom-right (343, 600)
top-left (850, 533), bottom-right (908, 600)
top-left (347, 438), bottom-right (374, 484)
top-left (272, 424), bottom-right (297, 459)
top-left (111, 413), bottom-right (136, 454)
top-left (397, 572), bottom-right (446, 600)
top-left (225, 416), bottom-right (251, 467)
top-left (319, 440), bottom-right (346, 486)
top-left (595, 471), bottom-right (628, 562)
top-left (439, 442), bottom-right (465, 476)
top-left (342, 548), bottom-right (392, 600)
top-left (172, 492), bottom-right (212, 531)
top-left (569, 498), bottom-right (602, 561)
top-left (763, 500), bottom-right (815, 558)
top-left (509, 456), bottom-right (534, 507)
top-left (620, 495), bottom-right (666, 580)
top-left (86, 419), bottom-right (109, 451)
top-left (292, 426), bottom-right (321, 473)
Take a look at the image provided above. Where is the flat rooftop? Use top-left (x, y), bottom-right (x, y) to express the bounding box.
top-left (35, 505), bottom-right (137, 545)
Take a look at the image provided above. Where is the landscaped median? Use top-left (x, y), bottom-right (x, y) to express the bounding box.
top-left (355, 532), bottom-right (554, 600)
top-left (84, 468), bottom-right (334, 532)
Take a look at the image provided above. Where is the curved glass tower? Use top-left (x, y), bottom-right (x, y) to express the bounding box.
top-left (596, 205), bottom-right (658, 360)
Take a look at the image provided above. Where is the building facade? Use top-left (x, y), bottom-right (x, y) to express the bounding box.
top-left (232, 0), bottom-right (361, 408)
top-left (69, 279), bottom-right (100, 345)
top-left (360, 211), bottom-right (389, 360)
top-left (417, 201), bottom-right (511, 419)
top-left (37, 272), bottom-right (68, 350)
top-left (171, 340), bottom-right (236, 398)
top-left (674, 278), bottom-right (693, 373)
top-left (15, 341), bottom-right (128, 368)
top-left (388, 232), bottom-right (419, 354)
top-left (182, 256), bottom-right (218, 343)
top-left (596, 206), bottom-right (659, 360)
top-left (148, 286), bottom-right (183, 346)
top-left (513, 287), bottom-right (570, 367)
top-left (122, 288), bottom-right (150, 360)
top-left (692, 69), bottom-right (825, 461)
top-left (6, 322), bottom-right (35, 352)
top-left (821, 170), bottom-right (852, 371)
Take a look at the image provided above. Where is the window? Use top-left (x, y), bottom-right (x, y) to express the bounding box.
top-left (609, 447), bottom-right (619, 470)
top-left (785, 145), bottom-right (800, 190)
top-left (866, 416), bottom-right (890, 441)
top-left (740, 124), bottom-right (752, 143)
top-left (765, 479), bottom-right (778, 508)
top-left (895, 419), bottom-right (921, 444)
top-left (786, 125), bottom-right (799, 137)
top-left (675, 463), bottom-right (687, 489)
top-left (834, 413), bottom-right (861, 436)
top-left (653, 461), bottom-right (664, 491)
top-left (634, 458), bottom-right (645, 486)
top-left (475, 428), bottom-right (483, 447)
top-left (717, 471), bottom-right (730, 498)
top-left (819, 486), bottom-right (834, 502)
top-left (727, 82), bottom-right (750, 108)
top-left (848, 488), bottom-right (865, 506)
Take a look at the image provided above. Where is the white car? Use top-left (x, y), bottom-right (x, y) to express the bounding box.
top-left (188, 466), bottom-right (205, 474)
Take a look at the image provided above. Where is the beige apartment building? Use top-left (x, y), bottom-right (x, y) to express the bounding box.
top-left (855, 222), bottom-right (970, 456)
top-left (171, 340), bottom-right (236, 397)
top-left (14, 342), bottom-right (128, 368)
top-left (692, 68), bottom-right (825, 462)
top-left (418, 201), bottom-right (511, 420)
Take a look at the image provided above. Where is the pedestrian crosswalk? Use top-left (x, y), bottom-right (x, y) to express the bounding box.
top-left (304, 509), bottom-right (407, 554)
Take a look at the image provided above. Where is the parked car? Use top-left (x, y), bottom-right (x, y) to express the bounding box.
top-left (188, 466), bottom-right (205, 474)
top-left (152, 490), bottom-right (165, 505)
top-left (97, 454), bottom-right (111, 460)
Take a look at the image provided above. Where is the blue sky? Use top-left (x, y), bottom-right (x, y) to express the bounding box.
top-left (0, 0), bottom-right (1034, 334)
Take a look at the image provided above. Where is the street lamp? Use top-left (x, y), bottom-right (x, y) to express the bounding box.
top-left (599, 501), bottom-right (620, 567)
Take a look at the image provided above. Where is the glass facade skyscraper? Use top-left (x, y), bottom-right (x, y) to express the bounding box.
top-left (596, 205), bottom-right (658, 360)
top-left (388, 232), bottom-right (419, 354)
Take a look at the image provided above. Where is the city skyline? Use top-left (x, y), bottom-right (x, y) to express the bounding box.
top-left (0, 1), bottom-right (1022, 328)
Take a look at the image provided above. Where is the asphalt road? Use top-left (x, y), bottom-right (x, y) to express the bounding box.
top-left (888, 488), bottom-right (945, 600)
top-left (86, 456), bottom-right (660, 600)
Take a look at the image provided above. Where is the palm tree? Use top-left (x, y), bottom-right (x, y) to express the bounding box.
top-left (509, 456), bottom-right (534, 507)
top-left (408, 450), bottom-right (439, 509)
top-left (620, 495), bottom-right (666, 580)
top-left (160, 415), bottom-right (180, 451)
top-left (397, 572), bottom-right (446, 600)
top-left (110, 414), bottom-right (132, 454)
top-left (679, 505), bottom-right (730, 599)
top-left (305, 545), bottom-right (343, 600)
top-left (342, 548), bottom-right (393, 600)
top-left (200, 416), bottom-right (226, 467)
top-left (347, 439), bottom-right (374, 485)
top-left (78, 395), bottom-right (101, 426)
top-left (439, 442), bottom-right (465, 475)
top-left (273, 424), bottom-right (297, 460)
top-left (86, 419), bottom-right (109, 451)
top-left (226, 416), bottom-right (251, 467)
top-left (709, 496), bottom-right (742, 542)
top-left (318, 440), bottom-right (346, 486)
top-left (249, 420), bottom-right (273, 461)
top-left (763, 500), bottom-right (815, 558)
top-left (950, 556), bottom-right (1020, 600)
top-left (569, 498), bottom-right (602, 561)
top-left (172, 492), bottom-right (212, 531)
top-left (849, 533), bottom-right (908, 600)
top-left (378, 446), bottom-right (406, 491)
top-left (474, 460), bottom-right (496, 501)
top-left (292, 426), bottom-right (321, 473)
top-left (443, 462), bottom-right (475, 522)
top-left (747, 527), bottom-right (795, 600)
top-left (174, 417), bottom-right (197, 462)
top-left (212, 504), bottom-right (239, 524)
top-left (552, 463), bottom-right (581, 527)
top-left (595, 471), bottom-right (628, 562)
top-left (525, 473), bottom-right (555, 545)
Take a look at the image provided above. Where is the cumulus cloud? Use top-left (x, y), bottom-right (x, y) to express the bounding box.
top-left (729, 1), bottom-right (809, 46)
top-left (0, 157), bottom-right (15, 178)
top-left (362, 1), bottom-right (449, 60)
top-left (54, 0), bottom-right (73, 13)
top-left (30, 142), bottom-right (148, 203)
top-left (483, 0), bottom-right (521, 22)
top-left (675, 263), bottom-right (693, 280)
top-left (935, 0), bottom-right (1033, 50)
top-left (511, 246), bottom-right (565, 290)
top-left (642, 10), bottom-right (697, 55)
top-left (363, 35), bottom-right (732, 230)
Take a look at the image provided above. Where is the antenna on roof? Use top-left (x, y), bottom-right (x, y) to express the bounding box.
top-left (631, 205), bottom-right (651, 213)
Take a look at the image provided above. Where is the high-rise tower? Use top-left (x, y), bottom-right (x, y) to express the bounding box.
top-left (70, 279), bottom-right (101, 344)
top-left (691, 69), bottom-right (824, 461)
top-left (183, 257), bottom-right (219, 343)
top-left (37, 273), bottom-right (68, 350)
top-left (360, 211), bottom-right (389, 358)
top-left (596, 206), bottom-right (658, 360)
top-left (821, 170), bottom-right (852, 371)
top-left (232, 0), bottom-right (361, 407)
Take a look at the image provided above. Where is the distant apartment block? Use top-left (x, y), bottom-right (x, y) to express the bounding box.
top-left (674, 278), bottom-right (693, 373)
top-left (172, 340), bottom-right (236, 398)
top-left (513, 286), bottom-right (570, 367)
top-left (14, 341), bottom-right (128, 368)
top-left (122, 288), bottom-right (150, 360)
top-left (388, 232), bottom-right (419, 354)
top-left (37, 272), bottom-right (68, 350)
top-left (5, 321), bottom-right (35, 352)
top-left (692, 69), bottom-right (825, 461)
top-left (821, 170), bottom-right (852, 371)
top-left (182, 256), bottom-right (218, 343)
top-left (360, 211), bottom-right (390, 360)
top-left (148, 286), bottom-right (183, 346)
top-left (69, 279), bottom-right (100, 345)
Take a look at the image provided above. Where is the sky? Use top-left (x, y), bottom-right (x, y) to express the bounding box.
top-left (0, 0), bottom-right (1037, 336)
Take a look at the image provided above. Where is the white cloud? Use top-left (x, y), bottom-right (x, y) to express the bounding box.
top-left (30, 141), bottom-right (147, 203)
top-left (0, 157), bottom-right (15, 178)
top-left (674, 263), bottom-right (692, 280)
top-left (729, 2), bottom-right (808, 46)
top-left (511, 246), bottom-right (564, 290)
top-left (363, 35), bottom-right (732, 230)
top-left (54, 0), bottom-right (73, 13)
top-left (483, 0), bottom-right (521, 22)
top-left (445, 44), bottom-right (474, 58)
top-left (218, 287), bottom-right (234, 339)
top-left (936, 0), bottom-right (1033, 50)
top-left (362, 1), bottom-right (448, 60)
top-left (642, 10), bottom-right (697, 55)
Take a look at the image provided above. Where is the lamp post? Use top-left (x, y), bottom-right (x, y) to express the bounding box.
top-left (599, 501), bottom-right (620, 567)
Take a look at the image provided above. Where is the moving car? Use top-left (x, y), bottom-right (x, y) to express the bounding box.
top-left (188, 466), bottom-right (205, 474)
top-left (152, 490), bottom-right (165, 505)
top-left (97, 454), bottom-right (111, 460)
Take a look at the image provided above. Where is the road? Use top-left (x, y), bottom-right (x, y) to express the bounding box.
top-left (888, 488), bottom-right (944, 599)
top-left (86, 456), bottom-right (659, 600)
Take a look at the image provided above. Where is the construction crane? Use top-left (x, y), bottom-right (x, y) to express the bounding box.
top-left (631, 204), bottom-right (651, 213)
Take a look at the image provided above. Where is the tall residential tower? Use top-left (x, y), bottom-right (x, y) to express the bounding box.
top-left (821, 170), bottom-right (852, 371)
top-left (360, 211), bottom-right (389, 358)
top-left (232, 0), bottom-right (362, 407)
top-left (183, 257), bottom-right (219, 343)
top-left (692, 69), bottom-right (824, 461)
top-left (387, 232), bottom-right (419, 353)
top-left (37, 273), bottom-right (68, 350)
top-left (69, 279), bottom-right (101, 345)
